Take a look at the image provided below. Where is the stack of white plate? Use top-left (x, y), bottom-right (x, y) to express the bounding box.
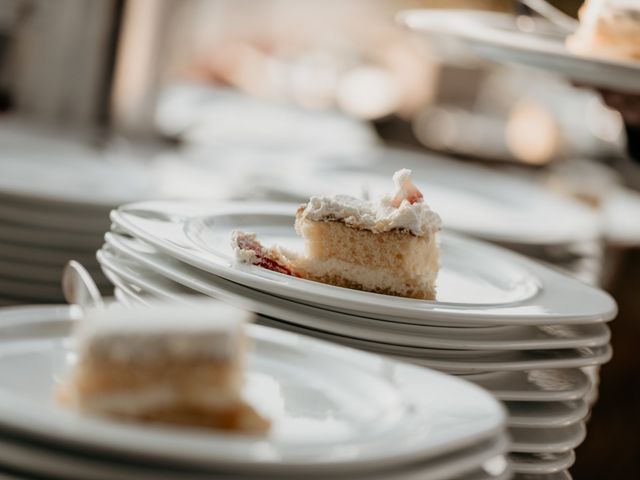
top-left (0, 304), bottom-right (510, 480)
top-left (0, 126), bottom-right (160, 305)
top-left (398, 9), bottom-right (640, 95)
top-left (0, 115), bottom-right (376, 306)
top-left (98, 200), bottom-right (617, 480)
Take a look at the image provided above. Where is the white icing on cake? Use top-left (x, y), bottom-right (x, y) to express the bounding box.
top-left (297, 169), bottom-right (441, 236)
top-left (75, 302), bottom-right (251, 363)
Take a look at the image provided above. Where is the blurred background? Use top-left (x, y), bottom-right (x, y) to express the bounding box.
top-left (0, 1), bottom-right (639, 478)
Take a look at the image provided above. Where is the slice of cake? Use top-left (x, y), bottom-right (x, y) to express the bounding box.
top-left (233, 169), bottom-right (441, 300)
top-left (59, 302), bottom-right (270, 433)
top-left (566, 0), bottom-right (640, 62)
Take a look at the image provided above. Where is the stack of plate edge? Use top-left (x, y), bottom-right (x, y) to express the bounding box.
top-left (0, 304), bottom-right (512, 480)
top-left (97, 233), bottom-right (613, 480)
top-left (0, 199), bottom-right (112, 304)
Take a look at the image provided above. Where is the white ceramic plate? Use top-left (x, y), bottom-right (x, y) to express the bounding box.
top-left (113, 287), bottom-right (137, 306)
top-left (0, 136), bottom-right (155, 210)
top-left (111, 274), bottom-right (610, 374)
top-left (115, 288), bottom-right (160, 309)
top-left (254, 318), bottom-right (611, 373)
top-left (0, 221), bottom-right (102, 251)
top-left (0, 258), bottom-right (106, 286)
top-left (102, 233), bottom-right (611, 350)
top-left (0, 240), bottom-right (100, 268)
top-left (0, 431), bottom-right (509, 480)
top-left (255, 147), bottom-right (600, 246)
top-left (104, 271), bottom-right (158, 308)
top-left (509, 423), bottom-right (586, 454)
top-left (258, 316), bottom-right (577, 365)
top-left (109, 288), bottom-right (594, 406)
top-left (0, 259), bottom-right (62, 285)
top-left (0, 277), bottom-right (64, 302)
top-left (510, 451), bottom-right (575, 475)
top-left (399, 9), bottom-right (640, 94)
top-left (111, 202), bottom-right (617, 325)
top-left (0, 201), bottom-right (109, 234)
top-left (464, 369), bottom-right (591, 402)
top-left (0, 306), bottom-right (506, 475)
top-left (0, 305), bottom-right (81, 327)
top-left (103, 263), bottom-right (611, 373)
top-left (97, 254), bottom-right (193, 304)
top-left (396, 346), bottom-right (610, 374)
top-left (110, 261), bottom-right (597, 405)
top-left (505, 400), bottom-right (588, 428)
top-left (156, 86), bottom-right (378, 152)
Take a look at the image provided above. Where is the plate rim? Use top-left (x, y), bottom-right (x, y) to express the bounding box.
top-left (111, 201), bottom-right (617, 324)
top-left (0, 306), bottom-right (507, 474)
top-left (97, 249), bottom-right (613, 372)
top-left (101, 233), bottom-right (612, 349)
top-left (398, 9), bottom-right (640, 73)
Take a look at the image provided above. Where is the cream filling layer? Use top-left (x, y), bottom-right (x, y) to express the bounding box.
top-left (78, 384), bottom-right (242, 415)
top-left (296, 257), bottom-right (437, 293)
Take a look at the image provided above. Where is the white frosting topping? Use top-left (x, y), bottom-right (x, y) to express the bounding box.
top-left (234, 245), bottom-right (260, 264)
top-left (75, 301), bottom-right (251, 363)
top-left (297, 169), bottom-right (441, 236)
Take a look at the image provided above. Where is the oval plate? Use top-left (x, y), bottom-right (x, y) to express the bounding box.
top-left (112, 201), bottom-right (617, 325)
top-left (100, 233), bottom-right (611, 350)
top-left (399, 9), bottom-right (640, 94)
top-left (0, 306), bottom-right (505, 475)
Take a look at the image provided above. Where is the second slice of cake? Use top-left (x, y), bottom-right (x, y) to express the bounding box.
top-left (60, 302), bottom-right (270, 433)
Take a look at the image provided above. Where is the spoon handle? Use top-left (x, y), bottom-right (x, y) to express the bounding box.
top-left (62, 260), bottom-right (104, 310)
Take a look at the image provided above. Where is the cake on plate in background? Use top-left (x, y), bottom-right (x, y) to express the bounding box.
top-left (567, 0), bottom-right (640, 62)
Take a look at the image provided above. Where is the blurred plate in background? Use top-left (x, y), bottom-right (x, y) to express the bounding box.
top-left (399, 9), bottom-right (640, 94)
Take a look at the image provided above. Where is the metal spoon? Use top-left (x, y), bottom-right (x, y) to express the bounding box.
top-left (62, 260), bottom-right (104, 310)
top-left (0, 261), bottom-right (94, 337)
